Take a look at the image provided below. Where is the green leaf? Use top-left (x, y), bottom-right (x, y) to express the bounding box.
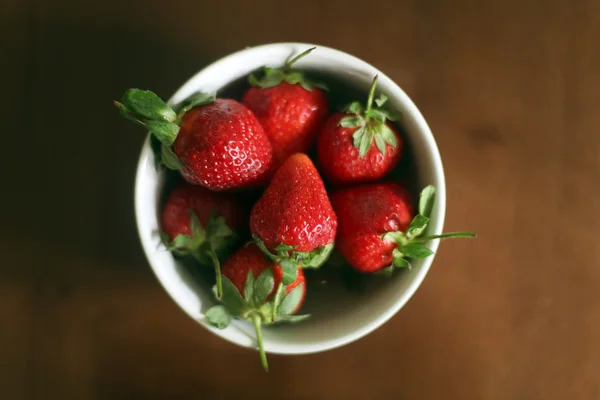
top-left (168, 234), bottom-right (188, 250)
top-left (264, 67), bottom-right (280, 78)
top-left (375, 94), bottom-right (388, 107)
top-left (375, 133), bottom-right (386, 154)
top-left (145, 120), bottom-right (180, 145)
top-left (244, 270), bottom-right (255, 301)
top-left (149, 135), bottom-right (165, 171)
top-left (407, 214), bottom-right (429, 238)
top-left (188, 210), bottom-right (205, 238)
top-left (277, 285), bottom-right (304, 316)
top-left (419, 185), bottom-right (436, 217)
top-left (382, 231), bottom-right (406, 244)
top-left (339, 116), bottom-right (363, 128)
top-left (274, 243), bottom-right (295, 252)
top-left (248, 73), bottom-right (261, 87)
top-left (204, 215), bottom-right (237, 270)
top-left (352, 126), bottom-right (365, 148)
top-left (382, 109), bottom-right (402, 121)
top-left (257, 73), bottom-right (284, 88)
top-left (212, 284), bottom-right (220, 300)
top-left (115, 102), bottom-right (147, 127)
top-left (249, 57), bottom-right (328, 92)
top-left (115, 89), bottom-right (181, 147)
top-left (256, 68), bottom-right (285, 88)
top-left (365, 109), bottom-right (386, 123)
top-left (344, 101), bottom-right (363, 114)
top-left (292, 243), bottom-right (334, 269)
top-left (393, 257), bottom-right (410, 268)
top-left (359, 127), bottom-right (374, 157)
top-left (205, 305), bottom-right (233, 329)
top-left (277, 314), bottom-right (310, 323)
top-left (161, 145), bottom-right (184, 170)
top-left (253, 268), bottom-right (275, 305)
top-left (168, 233), bottom-right (202, 253)
top-left (206, 214), bottom-right (233, 239)
top-left (271, 282), bottom-right (285, 321)
top-left (220, 276), bottom-right (245, 314)
top-left (282, 49), bottom-right (327, 91)
top-left (285, 71), bottom-right (303, 85)
top-left (174, 92), bottom-right (216, 115)
top-left (279, 259), bottom-right (298, 285)
top-left (120, 89), bottom-right (176, 122)
top-left (399, 243), bottom-right (434, 259)
top-left (380, 124), bottom-right (398, 147)
top-left (253, 236), bottom-right (279, 262)
top-left (299, 81), bottom-right (314, 91)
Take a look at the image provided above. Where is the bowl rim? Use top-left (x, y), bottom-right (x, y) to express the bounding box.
top-left (134, 42), bottom-right (446, 355)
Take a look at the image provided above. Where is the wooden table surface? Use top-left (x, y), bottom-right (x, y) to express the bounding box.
top-left (2, 0), bottom-right (599, 399)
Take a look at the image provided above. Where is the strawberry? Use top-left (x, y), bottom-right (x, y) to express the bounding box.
top-left (243, 47), bottom-right (329, 168)
top-left (317, 75), bottom-right (403, 185)
top-left (115, 90), bottom-right (273, 191)
top-left (250, 153), bottom-right (337, 280)
top-left (160, 182), bottom-right (247, 297)
top-left (205, 244), bottom-right (308, 371)
top-left (331, 183), bottom-right (476, 273)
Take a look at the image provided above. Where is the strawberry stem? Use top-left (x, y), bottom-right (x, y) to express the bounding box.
top-left (412, 232), bottom-right (477, 243)
top-left (365, 75), bottom-right (379, 113)
top-left (208, 247), bottom-right (223, 299)
top-left (252, 314), bottom-right (269, 371)
top-left (285, 47), bottom-right (316, 70)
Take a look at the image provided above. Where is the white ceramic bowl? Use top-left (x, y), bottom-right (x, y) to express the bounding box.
top-left (134, 42), bottom-right (446, 355)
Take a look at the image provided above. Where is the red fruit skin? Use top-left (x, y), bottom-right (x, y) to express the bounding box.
top-left (330, 183), bottom-right (415, 273)
top-left (243, 83), bottom-right (329, 168)
top-left (161, 182), bottom-right (246, 240)
top-left (317, 113), bottom-right (402, 185)
top-left (221, 244), bottom-right (306, 312)
top-left (250, 153), bottom-right (337, 252)
top-left (173, 99), bottom-right (273, 191)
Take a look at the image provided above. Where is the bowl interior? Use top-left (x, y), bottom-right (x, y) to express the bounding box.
top-left (135, 43), bottom-right (446, 355)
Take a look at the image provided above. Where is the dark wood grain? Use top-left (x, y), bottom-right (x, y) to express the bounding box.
top-left (1, 0), bottom-right (599, 399)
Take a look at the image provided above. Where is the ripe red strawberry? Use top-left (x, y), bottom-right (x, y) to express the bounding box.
top-left (243, 47), bottom-right (329, 168)
top-left (160, 182), bottom-right (247, 297)
top-left (205, 244), bottom-right (307, 371)
top-left (115, 90), bottom-right (273, 191)
top-left (250, 153), bottom-right (337, 277)
top-left (317, 75), bottom-right (403, 185)
top-left (331, 183), bottom-right (476, 273)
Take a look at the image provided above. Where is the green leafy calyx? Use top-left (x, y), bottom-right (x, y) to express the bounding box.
top-left (339, 75), bottom-right (402, 157)
top-left (208, 271), bottom-right (306, 324)
top-left (253, 235), bottom-right (334, 284)
top-left (248, 47), bottom-right (328, 91)
top-left (161, 210), bottom-right (235, 298)
top-left (173, 92), bottom-right (216, 116)
top-left (205, 270), bottom-right (309, 371)
top-left (114, 89), bottom-right (215, 170)
top-left (380, 185), bottom-right (477, 272)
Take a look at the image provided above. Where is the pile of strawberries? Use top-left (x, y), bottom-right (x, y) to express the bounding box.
top-left (115, 48), bottom-right (475, 371)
